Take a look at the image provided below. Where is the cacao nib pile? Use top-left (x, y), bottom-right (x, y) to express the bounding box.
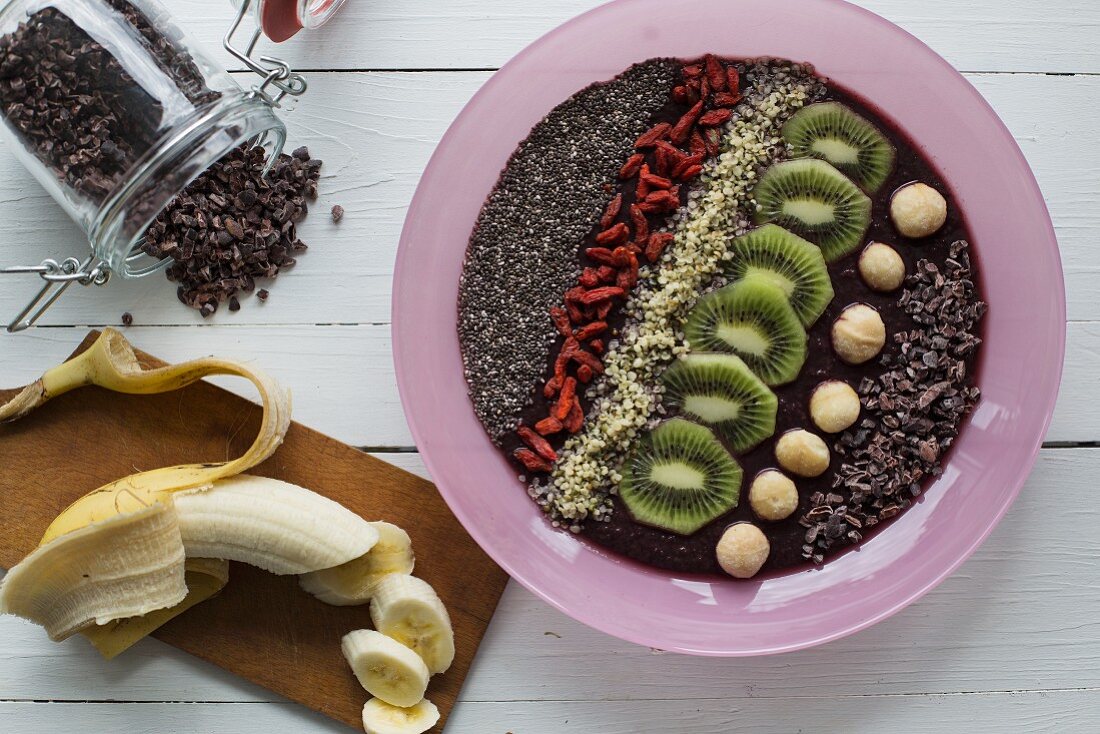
top-left (801, 240), bottom-right (986, 563)
top-left (0, 2), bottom-right (220, 203)
top-left (142, 145), bottom-right (322, 316)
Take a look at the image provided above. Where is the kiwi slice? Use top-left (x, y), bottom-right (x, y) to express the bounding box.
top-left (684, 276), bottom-right (808, 386)
top-left (727, 224), bottom-right (834, 326)
top-left (782, 101), bottom-right (896, 193)
top-left (751, 158), bottom-right (871, 263)
top-left (661, 353), bottom-right (778, 452)
top-left (618, 418), bottom-right (743, 536)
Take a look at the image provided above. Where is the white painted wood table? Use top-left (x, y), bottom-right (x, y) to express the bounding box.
top-left (2, 1), bottom-right (1099, 731)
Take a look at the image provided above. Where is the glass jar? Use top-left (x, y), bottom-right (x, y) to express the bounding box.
top-left (0, 0), bottom-right (289, 328)
top-left (253, 0), bottom-right (350, 42)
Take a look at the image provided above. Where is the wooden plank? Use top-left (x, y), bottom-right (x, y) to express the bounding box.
top-left (0, 321), bottom-right (1096, 446)
top-left (4, 448), bottom-right (1100, 704)
top-left (0, 334), bottom-right (509, 732)
top-left (3, 689), bottom-right (1099, 733)
top-left (0, 72), bottom-right (1094, 326)
top-left (167, 0), bottom-right (1100, 74)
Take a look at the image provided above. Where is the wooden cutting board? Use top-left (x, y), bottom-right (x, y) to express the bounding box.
top-left (0, 331), bottom-right (509, 731)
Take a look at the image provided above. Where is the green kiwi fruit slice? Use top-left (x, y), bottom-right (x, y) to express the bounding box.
top-left (727, 224), bottom-right (834, 327)
top-left (661, 353), bottom-right (778, 452)
top-left (618, 418), bottom-right (743, 536)
top-left (781, 101), bottom-right (896, 193)
top-left (751, 158), bottom-right (871, 263)
top-left (684, 276), bottom-right (808, 386)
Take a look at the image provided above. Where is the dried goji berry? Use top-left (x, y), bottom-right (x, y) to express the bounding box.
top-left (514, 448), bottom-right (551, 473)
top-left (646, 232), bottom-right (675, 262)
top-left (535, 416), bottom-right (563, 435)
top-left (619, 152), bottom-right (645, 179)
top-left (572, 349), bottom-right (605, 374)
top-left (704, 128), bottom-right (721, 157)
top-left (579, 267), bottom-right (600, 288)
top-left (704, 54), bottom-right (726, 92)
top-left (653, 145), bottom-right (671, 177)
top-left (565, 301), bottom-right (584, 323)
top-left (671, 154), bottom-right (704, 179)
top-left (690, 130), bottom-right (707, 157)
top-left (611, 246), bottom-right (632, 267)
top-left (712, 92), bottom-right (742, 108)
top-left (634, 122), bottom-right (671, 149)
top-left (596, 265), bottom-right (617, 283)
top-left (518, 425), bottom-right (558, 462)
top-left (699, 108), bottom-right (732, 127)
top-left (564, 286), bottom-right (587, 303)
top-left (595, 222), bottom-right (629, 246)
top-left (670, 100), bottom-right (704, 145)
top-left (644, 190), bottom-right (678, 212)
top-left (575, 321), bottom-right (608, 340)
top-left (586, 247), bottom-right (616, 265)
top-left (682, 64), bottom-right (703, 79)
top-left (578, 286), bottom-right (625, 305)
top-left (677, 165), bottom-right (703, 181)
top-left (555, 377), bottom-right (577, 420)
top-left (657, 140), bottom-right (688, 167)
top-left (589, 339), bottom-right (604, 354)
top-left (543, 374), bottom-right (562, 398)
top-left (641, 170), bottom-right (672, 190)
top-left (636, 175), bottom-right (651, 201)
top-left (564, 397), bottom-right (584, 433)
top-left (727, 67), bottom-right (740, 97)
top-left (600, 193), bottom-right (622, 229)
top-left (549, 306), bottom-right (572, 337)
top-left (576, 364), bottom-right (594, 384)
top-left (671, 85), bottom-right (696, 105)
top-left (630, 204), bottom-right (649, 243)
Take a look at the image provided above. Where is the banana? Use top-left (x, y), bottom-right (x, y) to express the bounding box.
top-left (342, 629), bottom-right (430, 708)
top-left (0, 329), bottom-right (290, 655)
top-left (360, 697), bottom-right (440, 734)
top-left (0, 503), bottom-right (186, 641)
top-left (173, 475), bottom-right (380, 575)
top-left (369, 575), bottom-right (454, 675)
top-left (300, 521), bottom-right (415, 605)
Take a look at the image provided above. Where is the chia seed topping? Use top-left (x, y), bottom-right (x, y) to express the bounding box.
top-left (459, 59), bottom-right (679, 443)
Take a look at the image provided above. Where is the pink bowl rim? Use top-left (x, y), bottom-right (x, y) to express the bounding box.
top-left (392, 0), bottom-right (1065, 655)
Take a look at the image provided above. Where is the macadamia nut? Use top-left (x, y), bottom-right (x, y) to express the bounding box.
top-left (858, 242), bottom-right (906, 292)
top-left (832, 304), bottom-right (886, 364)
top-left (775, 429), bottom-right (830, 478)
top-left (716, 523), bottom-right (770, 579)
top-left (890, 182), bottom-right (947, 238)
top-left (749, 470), bottom-right (799, 521)
top-left (810, 381), bottom-right (861, 433)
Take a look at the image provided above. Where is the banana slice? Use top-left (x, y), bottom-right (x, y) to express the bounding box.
top-left (0, 503), bottom-right (186, 641)
top-left (300, 522), bottom-right (415, 605)
top-left (369, 575), bottom-right (454, 675)
top-left (361, 697), bottom-right (440, 734)
top-left (173, 475), bottom-right (380, 575)
top-left (342, 629), bottom-right (430, 708)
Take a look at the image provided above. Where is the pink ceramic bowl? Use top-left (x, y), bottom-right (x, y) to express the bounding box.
top-left (393, 0), bottom-right (1064, 654)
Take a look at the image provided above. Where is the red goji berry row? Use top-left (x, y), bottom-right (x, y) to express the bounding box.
top-left (513, 55), bottom-right (743, 472)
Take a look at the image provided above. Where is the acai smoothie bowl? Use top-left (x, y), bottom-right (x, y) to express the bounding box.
top-left (393, 0), bottom-right (1063, 654)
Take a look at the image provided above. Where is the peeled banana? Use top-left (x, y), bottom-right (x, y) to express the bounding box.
top-left (0, 503), bottom-right (186, 641)
top-left (342, 629), bottom-right (430, 708)
top-left (174, 475), bottom-right (379, 575)
top-left (361, 697), bottom-right (440, 734)
top-left (370, 575), bottom-right (455, 676)
top-left (300, 521), bottom-right (415, 605)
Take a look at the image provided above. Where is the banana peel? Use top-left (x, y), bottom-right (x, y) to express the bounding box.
top-left (0, 329), bottom-right (290, 656)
